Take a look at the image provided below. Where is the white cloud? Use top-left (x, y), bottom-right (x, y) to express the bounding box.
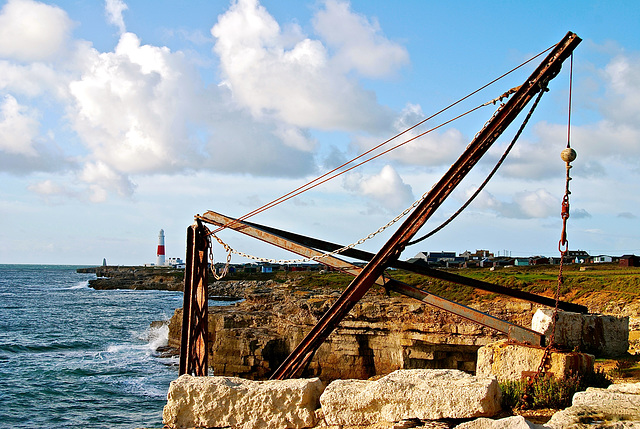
top-left (343, 164), bottom-right (414, 212)
top-left (210, 0), bottom-right (394, 131)
top-left (0, 61), bottom-right (64, 97)
top-left (497, 51), bottom-right (640, 181)
top-left (352, 103), bottom-right (468, 167)
top-left (105, 0), bottom-right (128, 35)
top-left (602, 53), bottom-right (640, 126)
top-left (465, 187), bottom-right (559, 219)
top-left (0, 0), bottom-right (74, 62)
top-left (79, 161), bottom-right (136, 202)
top-left (68, 32), bottom-right (202, 175)
top-left (312, 0), bottom-right (409, 78)
top-left (0, 94), bottom-right (39, 155)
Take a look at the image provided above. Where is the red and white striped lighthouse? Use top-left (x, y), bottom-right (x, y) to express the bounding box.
top-left (156, 229), bottom-right (166, 266)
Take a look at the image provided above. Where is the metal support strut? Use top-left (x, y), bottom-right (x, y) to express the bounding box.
top-left (179, 220), bottom-right (209, 376)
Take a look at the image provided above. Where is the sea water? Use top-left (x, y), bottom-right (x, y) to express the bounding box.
top-left (0, 264), bottom-right (183, 428)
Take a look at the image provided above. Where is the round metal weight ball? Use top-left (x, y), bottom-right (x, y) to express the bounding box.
top-left (561, 147), bottom-right (577, 163)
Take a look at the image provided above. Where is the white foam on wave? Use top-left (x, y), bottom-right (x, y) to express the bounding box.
top-left (64, 280), bottom-right (90, 290)
top-left (146, 323), bottom-right (169, 352)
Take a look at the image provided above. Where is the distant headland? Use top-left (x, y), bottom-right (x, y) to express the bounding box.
top-left (77, 265), bottom-right (184, 291)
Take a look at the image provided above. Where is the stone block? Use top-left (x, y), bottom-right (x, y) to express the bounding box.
top-left (319, 369), bottom-right (501, 426)
top-left (531, 309), bottom-right (628, 357)
top-left (476, 340), bottom-right (594, 382)
top-left (163, 374), bottom-right (324, 429)
top-left (545, 382), bottom-right (640, 428)
top-left (572, 387), bottom-right (640, 419)
top-left (455, 415), bottom-right (544, 428)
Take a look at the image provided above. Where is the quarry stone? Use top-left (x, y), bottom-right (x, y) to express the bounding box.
top-left (545, 383), bottom-right (640, 428)
top-left (162, 374), bottom-right (324, 429)
top-left (454, 415), bottom-right (544, 429)
top-left (319, 369), bottom-right (501, 426)
top-left (475, 340), bottom-right (594, 382)
top-left (531, 309), bottom-right (628, 357)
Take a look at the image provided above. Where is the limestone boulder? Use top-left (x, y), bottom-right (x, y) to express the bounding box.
top-left (476, 340), bottom-right (594, 382)
top-left (454, 415), bottom-right (544, 429)
top-left (319, 369), bottom-right (501, 426)
top-left (545, 383), bottom-right (640, 428)
top-left (531, 309), bottom-right (628, 357)
top-left (162, 374), bottom-right (324, 429)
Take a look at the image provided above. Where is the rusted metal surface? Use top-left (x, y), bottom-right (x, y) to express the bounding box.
top-left (237, 218), bottom-right (587, 314)
top-left (179, 220), bottom-right (209, 376)
top-left (199, 211), bottom-right (544, 347)
top-left (266, 32), bottom-right (581, 380)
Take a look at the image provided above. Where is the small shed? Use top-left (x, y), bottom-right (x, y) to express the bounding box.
top-left (620, 254), bottom-right (640, 267)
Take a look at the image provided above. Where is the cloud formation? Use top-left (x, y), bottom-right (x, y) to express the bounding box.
top-left (0, 94), bottom-right (39, 155)
top-left (343, 164), bottom-right (414, 212)
top-left (496, 51), bottom-right (640, 181)
top-left (0, 0), bottom-right (73, 62)
top-left (312, 0), bottom-right (409, 78)
top-left (211, 0), bottom-right (396, 131)
top-left (0, 0), bottom-right (638, 220)
top-left (465, 187), bottom-right (561, 219)
top-left (0, 0), bottom-right (414, 204)
top-left (105, 0), bottom-right (128, 35)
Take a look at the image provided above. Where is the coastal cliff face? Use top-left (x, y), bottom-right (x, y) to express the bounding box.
top-left (79, 266), bottom-right (184, 291)
top-left (167, 279), bottom-right (541, 381)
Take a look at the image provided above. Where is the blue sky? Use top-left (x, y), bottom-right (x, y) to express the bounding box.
top-left (1, 0), bottom-right (639, 265)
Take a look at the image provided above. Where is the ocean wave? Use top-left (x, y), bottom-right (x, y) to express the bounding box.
top-left (144, 323), bottom-right (169, 352)
top-left (69, 280), bottom-right (90, 289)
top-left (0, 340), bottom-right (94, 354)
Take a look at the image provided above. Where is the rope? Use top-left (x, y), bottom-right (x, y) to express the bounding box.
top-left (407, 82), bottom-right (548, 246)
top-left (206, 85), bottom-right (540, 266)
top-left (207, 44), bottom-right (557, 237)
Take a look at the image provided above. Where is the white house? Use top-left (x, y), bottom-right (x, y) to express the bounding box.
top-left (593, 255), bottom-right (613, 263)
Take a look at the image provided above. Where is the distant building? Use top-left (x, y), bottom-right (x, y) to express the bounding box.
top-left (530, 256), bottom-right (550, 265)
top-left (620, 255), bottom-right (640, 267)
top-left (567, 250), bottom-right (590, 264)
top-left (593, 255), bottom-right (613, 264)
top-left (166, 257), bottom-right (185, 269)
top-left (460, 249), bottom-right (494, 260)
top-left (412, 251), bottom-right (457, 266)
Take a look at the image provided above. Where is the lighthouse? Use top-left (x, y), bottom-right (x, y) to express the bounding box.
top-left (156, 229), bottom-right (166, 266)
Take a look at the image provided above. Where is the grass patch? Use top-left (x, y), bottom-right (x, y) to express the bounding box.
top-left (295, 272), bottom-right (353, 290)
top-left (500, 370), bottom-right (612, 410)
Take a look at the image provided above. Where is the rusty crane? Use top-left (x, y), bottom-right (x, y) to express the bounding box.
top-left (179, 31), bottom-right (584, 379)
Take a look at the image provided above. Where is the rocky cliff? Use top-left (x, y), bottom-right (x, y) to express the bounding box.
top-left (167, 279), bottom-right (544, 381)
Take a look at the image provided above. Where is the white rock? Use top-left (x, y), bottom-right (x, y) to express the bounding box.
top-left (162, 374), bottom-right (324, 429)
top-left (572, 387), bottom-right (640, 419)
top-left (607, 382), bottom-right (640, 394)
top-left (320, 369), bottom-right (501, 426)
top-left (545, 384), bottom-right (640, 428)
top-left (455, 415), bottom-right (544, 429)
top-left (476, 340), bottom-right (594, 382)
top-left (531, 309), bottom-right (628, 357)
